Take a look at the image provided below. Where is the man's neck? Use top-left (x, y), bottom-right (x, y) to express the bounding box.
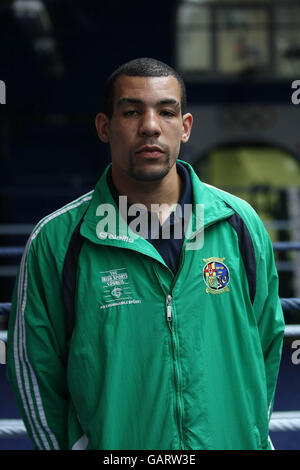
top-left (111, 164), bottom-right (184, 225)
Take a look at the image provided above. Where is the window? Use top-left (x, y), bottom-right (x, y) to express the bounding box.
top-left (176, 0), bottom-right (300, 78)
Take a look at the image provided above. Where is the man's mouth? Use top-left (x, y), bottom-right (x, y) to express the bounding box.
top-left (135, 145), bottom-right (165, 158)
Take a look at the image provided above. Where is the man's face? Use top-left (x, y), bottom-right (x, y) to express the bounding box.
top-left (96, 75), bottom-right (193, 183)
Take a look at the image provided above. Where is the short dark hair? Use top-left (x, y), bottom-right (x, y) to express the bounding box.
top-left (103, 57), bottom-right (187, 118)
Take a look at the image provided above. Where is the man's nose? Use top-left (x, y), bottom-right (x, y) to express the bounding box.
top-left (138, 110), bottom-right (161, 136)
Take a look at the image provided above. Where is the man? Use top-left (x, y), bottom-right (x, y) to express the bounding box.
top-left (7, 58), bottom-right (285, 450)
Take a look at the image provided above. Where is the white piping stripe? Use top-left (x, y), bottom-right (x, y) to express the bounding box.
top-left (32, 190), bottom-right (94, 238)
top-left (13, 238), bottom-right (44, 449)
top-left (32, 194), bottom-right (93, 242)
top-left (20, 251), bottom-right (57, 449)
top-left (13, 192), bottom-right (93, 449)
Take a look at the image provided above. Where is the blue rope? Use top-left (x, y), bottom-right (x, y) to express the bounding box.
top-left (0, 247), bottom-right (24, 257)
top-left (280, 298), bottom-right (300, 312)
top-left (1, 242), bottom-right (300, 258)
top-left (0, 303), bottom-right (12, 316)
top-left (0, 241), bottom-right (300, 258)
top-left (272, 242), bottom-right (300, 251)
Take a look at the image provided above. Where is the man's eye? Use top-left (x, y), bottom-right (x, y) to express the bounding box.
top-left (160, 110), bottom-right (175, 117)
top-left (123, 110), bottom-right (139, 116)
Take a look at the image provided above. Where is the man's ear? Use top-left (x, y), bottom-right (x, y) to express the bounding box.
top-left (181, 113), bottom-right (193, 143)
top-left (95, 113), bottom-right (110, 143)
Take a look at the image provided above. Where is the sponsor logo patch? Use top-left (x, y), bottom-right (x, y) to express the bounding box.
top-left (203, 257), bottom-right (230, 294)
top-left (100, 268), bottom-right (141, 309)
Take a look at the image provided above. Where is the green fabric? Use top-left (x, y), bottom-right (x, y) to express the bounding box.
top-left (7, 160), bottom-right (285, 450)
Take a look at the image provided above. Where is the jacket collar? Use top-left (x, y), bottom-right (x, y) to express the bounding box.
top-left (80, 160), bottom-right (233, 258)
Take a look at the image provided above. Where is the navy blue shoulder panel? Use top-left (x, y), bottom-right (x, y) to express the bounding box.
top-left (62, 212), bottom-right (86, 340)
top-left (225, 204), bottom-right (257, 304)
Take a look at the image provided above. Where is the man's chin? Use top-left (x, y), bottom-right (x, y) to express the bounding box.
top-left (129, 156), bottom-right (172, 182)
top-left (129, 165), bottom-right (171, 182)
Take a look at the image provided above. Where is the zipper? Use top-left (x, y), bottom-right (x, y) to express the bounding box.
top-left (166, 294), bottom-right (172, 322)
top-left (165, 293), bottom-right (184, 450)
top-left (153, 249), bottom-right (186, 450)
top-left (168, 244), bottom-right (188, 449)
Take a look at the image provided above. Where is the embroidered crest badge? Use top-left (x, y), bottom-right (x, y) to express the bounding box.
top-left (203, 257), bottom-right (230, 294)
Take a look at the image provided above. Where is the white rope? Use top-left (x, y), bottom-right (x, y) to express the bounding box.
top-left (0, 420), bottom-right (27, 438)
top-left (284, 325), bottom-right (300, 336)
top-left (0, 412), bottom-right (300, 438)
top-left (0, 341), bottom-right (6, 365)
top-left (0, 331), bottom-right (7, 341)
top-left (1, 325), bottom-right (300, 343)
top-left (269, 411), bottom-right (300, 432)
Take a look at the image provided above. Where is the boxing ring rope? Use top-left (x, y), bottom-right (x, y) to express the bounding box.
top-left (272, 242), bottom-right (300, 252)
top-left (0, 247), bottom-right (24, 257)
top-left (0, 241), bottom-right (300, 438)
top-left (0, 241), bottom-right (299, 258)
top-left (0, 420), bottom-right (27, 438)
top-left (0, 413), bottom-right (300, 438)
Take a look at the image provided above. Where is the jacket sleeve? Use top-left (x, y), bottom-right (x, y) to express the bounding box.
top-left (6, 233), bottom-right (69, 450)
top-left (253, 227), bottom-right (285, 423)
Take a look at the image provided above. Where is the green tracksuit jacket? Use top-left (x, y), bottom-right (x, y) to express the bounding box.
top-left (7, 160), bottom-right (285, 450)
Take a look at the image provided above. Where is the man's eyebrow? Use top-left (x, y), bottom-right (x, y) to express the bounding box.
top-left (116, 97), bottom-right (180, 108)
top-left (158, 99), bottom-right (180, 109)
top-left (116, 98), bottom-right (143, 107)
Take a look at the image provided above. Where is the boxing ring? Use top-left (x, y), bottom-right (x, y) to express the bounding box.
top-left (0, 240), bottom-right (299, 445)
